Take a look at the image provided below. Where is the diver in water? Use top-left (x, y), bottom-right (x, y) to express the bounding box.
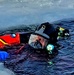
top-left (2, 22), bottom-right (58, 68)
top-left (0, 22), bottom-right (69, 61)
top-left (0, 22), bottom-right (58, 61)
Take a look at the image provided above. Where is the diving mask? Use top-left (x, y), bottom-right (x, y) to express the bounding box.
top-left (28, 34), bottom-right (48, 49)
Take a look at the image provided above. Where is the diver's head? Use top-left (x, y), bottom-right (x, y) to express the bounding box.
top-left (28, 22), bottom-right (57, 49)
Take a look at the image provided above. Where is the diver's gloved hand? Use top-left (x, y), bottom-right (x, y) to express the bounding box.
top-left (0, 51), bottom-right (9, 61)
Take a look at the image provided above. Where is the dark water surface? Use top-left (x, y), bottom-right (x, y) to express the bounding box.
top-left (4, 20), bottom-right (74, 75)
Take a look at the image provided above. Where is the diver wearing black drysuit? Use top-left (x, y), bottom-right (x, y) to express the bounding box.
top-left (1, 22), bottom-right (69, 75)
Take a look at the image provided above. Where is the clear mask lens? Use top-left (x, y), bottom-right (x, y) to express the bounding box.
top-left (28, 34), bottom-right (48, 49)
